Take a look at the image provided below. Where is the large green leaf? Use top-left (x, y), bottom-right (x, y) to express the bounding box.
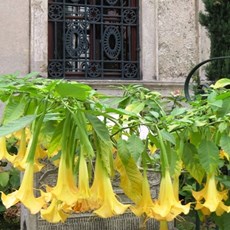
top-left (2, 95), bottom-right (26, 125)
top-left (97, 138), bottom-right (113, 176)
top-left (127, 135), bottom-right (145, 162)
top-left (182, 143), bottom-right (205, 184)
top-left (55, 82), bottom-right (92, 101)
top-left (198, 140), bottom-right (219, 174)
top-left (86, 114), bottom-right (110, 142)
top-left (115, 155), bottom-right (143, 203)
top-left (0, 115), bottom-right (36, 137)
top-left (220, 135), bottom-right (230, 156)
top-left (0, 172), bottom-right (10, 187)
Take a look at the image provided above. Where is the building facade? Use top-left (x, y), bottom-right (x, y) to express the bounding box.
top-left (0, 0), bottom-right (210, 94)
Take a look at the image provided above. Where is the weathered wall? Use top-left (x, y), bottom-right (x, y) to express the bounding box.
top-left (0, 0), bottom-right (30, 75)
top-left (158, 0), bottom-right (198, 81)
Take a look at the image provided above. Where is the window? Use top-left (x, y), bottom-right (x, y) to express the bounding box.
top-left (48, 0), bottom-right (140, 80)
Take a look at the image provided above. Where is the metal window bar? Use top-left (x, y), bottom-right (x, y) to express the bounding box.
top-left (48, 0), bottom-right (140, 80)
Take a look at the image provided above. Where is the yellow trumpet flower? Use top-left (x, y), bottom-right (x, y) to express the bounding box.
top-left (1, 162), bottom-right (45, 214)
top-left (48, 155), bottom-right (78, 206)
top-left (41, 198), bottom-right (69, 223)
top-left (130, 171), bottom-right (155, 216)
top-left (192, 173), bottom-right (230, 216)
top-left (72, 151), bottom-right (98, 213)
top-left (10, 129), bottom-right (27, 169)
top-left (148, 170), bottom-right (190, 221)
top-left (17, 139), bottom-right (45, 172)
top-left (92, 156), bottom-right (130, 218)
top-left (0, 136), bottom-right (16, 162)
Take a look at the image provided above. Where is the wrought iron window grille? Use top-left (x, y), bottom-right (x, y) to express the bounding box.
top-left (48, 0), bottom-right (140, 80)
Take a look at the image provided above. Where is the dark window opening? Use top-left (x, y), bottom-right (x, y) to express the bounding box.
top-left (48, 0), bottom-right (140, 80)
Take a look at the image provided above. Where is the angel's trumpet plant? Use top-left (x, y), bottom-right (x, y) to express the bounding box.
top-left (1, 107), bottom-right (47, 214)
top-left (192, 173), bottom-right (230, 216)
top-left (1, 162), bottom-right (45, 214)
top-left (48, 114), bottom-right (79, 206)
top-left (148, 169), bottom-right (190, 221)
top-left (91, 155), bottom-right (130, 218)
top-left (148, 128), bottom-right (190, 221)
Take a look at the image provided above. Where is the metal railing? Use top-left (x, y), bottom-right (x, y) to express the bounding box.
top-left (184, 56), bottom-right (230, 101)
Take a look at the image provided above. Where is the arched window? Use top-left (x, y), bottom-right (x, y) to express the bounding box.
top-left (48, 0), bottom-right (140, 80)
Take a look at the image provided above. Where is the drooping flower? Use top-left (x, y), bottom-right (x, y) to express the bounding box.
top-left (0, 136), bottom-right (16, 162)
top-left (72, 150), bottom-right (99, 213)
top-left (1, 162), bottom-right (45, 214)
top-left (91, 155), bottom-right (130, 218)
top-left (48, 155), bottom-right (78, 206)
top-left (40, 198), bottom-right (69, 223)
top-left (192, 173), bottom-right (230, 216)
top-left (148, 169), bottom-right (190, 221)
top-left (130, 171), bottom-right (155, 216)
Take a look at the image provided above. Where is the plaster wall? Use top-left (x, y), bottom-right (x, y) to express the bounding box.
top-left (0, 0), bottom-right (30, 75)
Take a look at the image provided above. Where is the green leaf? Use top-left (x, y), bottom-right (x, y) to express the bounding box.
top-left (117, 139), bottom-right (130, 165)
top-left (86, 114), bottom-right (110, 142)
top-left (105, 107), bottom-right (137, 117)
top-left (217, 97), bottom-right (230, 117)
top-left (212, 212), bottom-right (230, 230)
top-left (216, 175), bottom-right (230, 188)
top-left (127, 135), bottom-right (145, 162)
top-left (0, 172), bottom-right (10, 187)
top-left (189, 131), bottom-right (202, 147)
top-left (211, 78), bottom-right (230, 89)
top-left (115, 155), bottom-right (143, 203)
top-left (125, 102), bottom-right (145, 114)
top-left (182, 143), bottom-right (205, 184)
top-left (55, 81), bottom-right (92, 101)
top-left (9, 169), bottom-right (20, 188)
top-left (220, 135), bottom-right (230, 156)
top-left (170, 107), bottom-right (187, 116)
top-left (0, 115), bottom-right (36, 137)
top-left (198, 140), bottom-right (219, 174)
top-left (2, 95), bottom-right (26, 125)
top-left (75, 112), bottom-right (94, 157)
top-left (97, 138), bottom-right (113, 176)
top-left (160, 130), bottom-right (176, 145)
top-left (47, 120), bottom-right (63, 156)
